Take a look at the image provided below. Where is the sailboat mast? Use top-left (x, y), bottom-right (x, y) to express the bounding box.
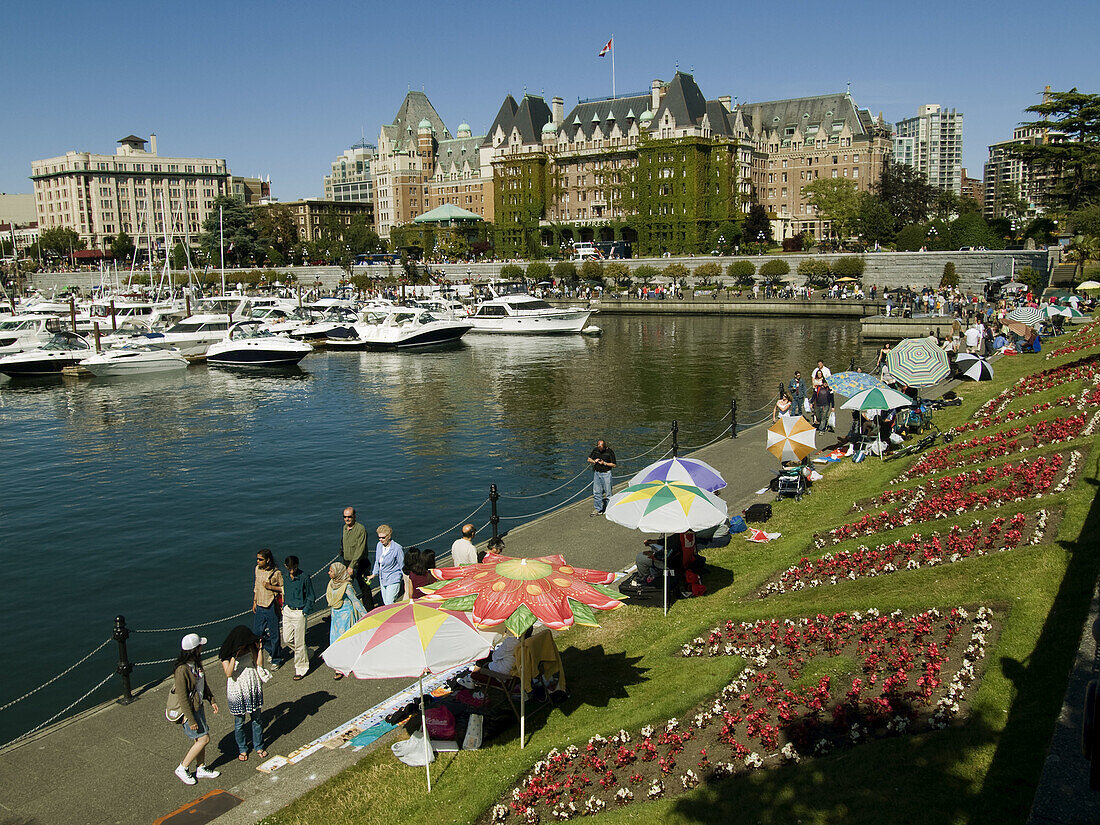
top-left (219, 205), bottom-right (226, 297)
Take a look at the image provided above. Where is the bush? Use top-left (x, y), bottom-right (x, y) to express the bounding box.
top-left (782, 232), bottom-right (807, 252)
top-left (580, 259), bottom-right (605, 283)
top-left (552, 261), bottom-right (577, 284)
top-left (662, 263), bottom-right (690, 284)
top-left (727, 260), bottom-right (756, 286)
top-left (634, 264), bottom-right (660, 284)
top-left (798, 258), bottom-right (832, 288)
top-left (499, 263), bottom-right (524, 279)
top-left (758, 258), bottom-right (790, 282)
top-left (693, 261), bottom-right (723, 284)
top-left (527, 261), bottom-right (551, 282)
top-left (604, 261), bottom-right (631, 286)
top-left (940, 262), bottom-right (959, 288)
top-left (831, 256), bottom-right (866, 279)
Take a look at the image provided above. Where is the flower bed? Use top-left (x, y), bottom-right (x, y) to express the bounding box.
top-left (815, 452), bottom-right (1077, 548)
top-left (975, 354), bottom-right (1100, 420)
top-left (761, 511), bottom-right (1055, 597)
top-left (1045, 320), bottom-right (1100, 359)
top-left (894, 413), bottom-right (1094, 482)
top-left (494, 608), bottom-right (995, 822)
top-left (952, 387), bottom-right (1100, 436)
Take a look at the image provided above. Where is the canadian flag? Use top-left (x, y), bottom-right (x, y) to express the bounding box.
top-left (599, 37), bottom-right (612, 57)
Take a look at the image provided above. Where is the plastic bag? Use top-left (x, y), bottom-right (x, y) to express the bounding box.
top-left (462, 714), bottom-right (484, 750)
top-left (828, 410), bottom-right (836, 429)
top-left (392, 728), bottom-right (434, 766)
top-left (803, 398), bottom-right (811, 414)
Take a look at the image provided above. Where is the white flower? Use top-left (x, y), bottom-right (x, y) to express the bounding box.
top-left (614, 787), bottom-right (634, 803)
top-left (780, 742), bottom-right (801, 763)
top-left (681, 770), bottom-right (701, 789)
top-left (647, 778), bottom-right (665, 799)
top-left (492, 804), bottom-right (510, 823)
top-left (744, 752), bottom-right (764, 769)
top-left (640, 725), bottom-right (654, 739)
top-left (584, 796), bottom-right (606, 814)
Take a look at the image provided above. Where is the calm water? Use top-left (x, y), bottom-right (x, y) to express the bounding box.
top-left (0, 314), bottom-right (874, 744)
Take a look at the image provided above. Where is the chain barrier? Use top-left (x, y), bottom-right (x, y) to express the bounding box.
top-left (2, 673), bottom-right (115, 751)
top-left (133, 657), bottom-right (176, 667)
top-left (616, 431), bottom-right (673, 463)
top-left (131, 608), bottom-right (251, 634)
top-left (499, 467), bottom-right (589, 500)
top-left (498, 482), bottom-right (591, 522)
top-left (407, 497), bottom-right (491, 545)
top-left (679, 423), bottom-right (734, 453)
top-left (0, 638), bottom-right (111, 714)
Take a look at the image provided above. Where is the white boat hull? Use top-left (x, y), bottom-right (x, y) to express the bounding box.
top-left (80, 350), bottom-right (188, 376)
top-left (468, 309), bottom-right (592, 334)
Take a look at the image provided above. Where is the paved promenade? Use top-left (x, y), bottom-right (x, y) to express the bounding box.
top-left (0, 421), bottom-right (782, 825)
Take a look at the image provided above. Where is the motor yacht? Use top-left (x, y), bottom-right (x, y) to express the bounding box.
top-left (0, 331), bottom-right (92, 377)
top-left (205, 321), bottom-right (312, 367)
top-left (291, 306), bottom-right (360, 342)
top-left (0, 315), bottom-right (68, 355)
top-left (79, 344), bottom-right (188, 377)
top-left (327, 307), bottom-right (472, 351)
top-left (468, 282), bottom-right (592, 334)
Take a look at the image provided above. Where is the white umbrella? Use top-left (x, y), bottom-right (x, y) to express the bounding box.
top-left (766, 414), bottom-right (818, 463)
top-left (841, 385), bottom-right (916, 461)
top-left (954, 353), bottom-right (993, 381)
top-left (1007, 306), bottom-right (1044, 327)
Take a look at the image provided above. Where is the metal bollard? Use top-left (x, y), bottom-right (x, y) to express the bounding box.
top-left (850, 357), bottom-right (856, 371)
top-left (671, 420), bottom-right (679, 456)
top-left (731, 399), bottom-right (738, 438)
top-left (114, 615), bottom-right (134, 705)
top-left (489, 483), bottom-right (500, 543)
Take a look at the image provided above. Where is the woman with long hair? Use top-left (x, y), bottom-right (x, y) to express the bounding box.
top-left (167, 633), bottom-right (220, 785)
top-left (219, 626), bottom-right (267, 761)
top-left (402, 547), bottom-right (437, 599)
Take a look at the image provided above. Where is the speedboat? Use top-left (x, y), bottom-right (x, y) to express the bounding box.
top-left (291, 306), bottom-right (360, 342)
top-left (205, 321), bottom-right (312, 367)
top-left (328, 307), bottom-right (472, 351)
top-left (151, 314), bottom-right (233, 357)
top-left (468, 281), bottom-right (592, 334)
top-left (0, 331), bottom-right (92, 377)
top-left (79, 344), bottom-right (188, 377)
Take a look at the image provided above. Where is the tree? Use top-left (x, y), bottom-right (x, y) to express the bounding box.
top-left (604, 261), bottom-right (631, 287)
top-left (526, 261), bottom-right (551, 282)
top-left (940, 262), bottom-right (959, 288)
top-left (693, 261), bottom-right (722, 285)
top-left (580, 259), bottom-right (604, 283)
top-left (662, 262), bottom-right (690, 286)
top-left (948, 212), bottom-right (1003, 250)
top-left (798, 258), bottom-right (831, 288)
top-left (252, 204), bottom-right (299, 259)
top-left (854, 191), bottom-right (895, 247)
top-left (200, 196), bottom-right (258, 267)
top-left (171, 242), bottom-right (189, 270)
top-left (758, 258), bottom-right (790, 284)
top-left (1066, 234), bottom-right (1100, 284)
top-left (803, 179), bottom-right (861, 244)
top-left (110, 230), bottom-right (135, 263)
top-left (634, 264), bottom-right (659, 286)
top-left (435, 228), bottom-right (468, 261)
top-left (743, 203), bottom-right (772, 247)
top-left (552, 261), bottom-right (577, 284)
top-left (1015, 266), bottom-right (1045, 292)
top-left (36, 226), bottom-right (84, 261)
top-left (1070, 204), bottom-right (1100, 239)
top-left (499, 263), bottom-right (525, 279)
top-left (831, 256), bottom-right (866, 279)
top-left (727, 260), bottom-right (756, 287)
top-left (875, 162), bottom-right (936, 232)
top-left (1009, 89), bottom-right (1100, 213)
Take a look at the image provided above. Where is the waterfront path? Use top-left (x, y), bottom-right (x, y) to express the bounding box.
top-left (0, 418), bottom-right (785, 825)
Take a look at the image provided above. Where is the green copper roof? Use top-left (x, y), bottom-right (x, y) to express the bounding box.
top-left (413, 203), bottom-right (484, 224)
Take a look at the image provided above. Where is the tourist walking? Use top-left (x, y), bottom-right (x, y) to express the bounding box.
top-left (167, 633), bottom-right (220, 785)
top-left (341, 506), bottom-right (374, 608)
top-left (369, 525), bottom-right (405, 605)
top-left (588, 439), bottom-right (617, 516)
top-left (450, 523), bottom-right (479, 566)
top-left (787, 371), bottom-right (807, 417)
top-left (252, 548), bottom-right (284, 668)
top-left (326, 562), bottom-right (367, 680)
top-left (281, 555), bottom-right (316, 681)
top-left (219, 626), bottom-right (268, 761)
top-left (402, 547), bottom-right (437, 599)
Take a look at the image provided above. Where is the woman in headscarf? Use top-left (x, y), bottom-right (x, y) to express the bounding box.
top-left (219, 625), bottom-right (267, 761)
top-left (327, 562), bottom-right (367, 680)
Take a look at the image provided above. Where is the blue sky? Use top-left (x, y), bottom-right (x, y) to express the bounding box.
top-left (2, 0), bottom-right (1097, 201)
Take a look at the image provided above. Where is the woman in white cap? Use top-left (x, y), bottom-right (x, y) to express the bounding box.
top-left (166, 633), bottom-right (220, 785)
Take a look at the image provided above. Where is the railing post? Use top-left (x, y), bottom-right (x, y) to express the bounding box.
top-left (114, 615), bottom-right (134, 705)
top-left (850, 357), bottom-right (856, 371)
top-left (731, 399), bottom-right (738, 438)
top-left (489, 483), bottom-right (500, 543)
top-left (671, 420), bottom-right (679, 456)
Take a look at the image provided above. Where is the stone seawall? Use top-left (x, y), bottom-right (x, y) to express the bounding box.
top-left (583, 298), bottom-right (881, 318)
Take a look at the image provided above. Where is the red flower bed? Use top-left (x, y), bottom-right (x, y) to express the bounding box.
top-left (952, 388), bottom-right (1100, 436)
top-left (494, 608), bottom-right (994, 822)
top-left (975, 354), bottom-right (1100, 420)
top-left (762, 511), bottom-right (1052, 597)
top-left (815, 453), bottom-right (1074, 548)
top-left (1046, 320), bottom-right (1100, 359)
top-left (895, 413), bottom-right (1092, 482)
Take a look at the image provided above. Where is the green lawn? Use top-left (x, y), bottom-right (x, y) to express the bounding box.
top-left (263, 334), bottom-right (1100, 825)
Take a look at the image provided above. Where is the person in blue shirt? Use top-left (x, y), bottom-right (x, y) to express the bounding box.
top-left (369, 524), bottom-right (405, 604)
top-left (281, 556), bottom-right (316, 681)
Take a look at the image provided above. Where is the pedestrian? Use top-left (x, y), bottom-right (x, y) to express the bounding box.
top-left (402, 547), bottom-right (437, 599)
top-left (281, 555), bottom-right (316, 681)
top-left (588, 438), bottom-right (617, 516)
top-left (167, 633), bottom-right (220, 785)
top-left (875, 343), bottom-right (891, 374)
top-left (252, 548), bottom-right (284, 669)
top-left (341, 507), bottom-right (374, 609)
top-left (369, 525), bottom-right (405, 605)
top-left (787, 371), bottom-right (807, 417)
top-left (773, 390), bottom-right (793, 422)
top-left (450, 523), bottom-right (479, 566)
top-left (326, 562), bottom-right (366, 680)
top-left (219, 626), bottom-right (268, 761)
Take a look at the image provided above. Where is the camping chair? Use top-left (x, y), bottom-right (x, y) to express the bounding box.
top-left (475, 628), bottom-right (567, 725)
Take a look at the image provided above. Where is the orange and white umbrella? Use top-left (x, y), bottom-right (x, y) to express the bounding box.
top-left (766, 414), bottom-right (817, 463)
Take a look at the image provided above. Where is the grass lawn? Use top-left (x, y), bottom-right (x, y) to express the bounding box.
top-left (262, 327), bottom-right (1100, 825)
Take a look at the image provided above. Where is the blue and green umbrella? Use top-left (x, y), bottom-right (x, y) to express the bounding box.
top-left (825, 371), bottom-right (886, 399)
top-left (885, 338), bottom-right (951, 388)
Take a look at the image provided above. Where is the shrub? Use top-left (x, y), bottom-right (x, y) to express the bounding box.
top-left (831, 256), bottom-right (866, 278)
top-left (499, 263), bottom-right (524, 279)
top-left (662, 262), bottom-right (690, 284)
top-left (782, 232), bottom-right (807, 252)
top-left (634, 264), bottom-right (660, 284)
top-left (580, 259), bottom-right (605, 282)
top-left (526, 261), bottom-right (551, 282)
top-left (552, 261), bottom-right (577, 284)
top-left (798, 258), bottom-right (832, 288)
top-left (940, 262), bottom-right (959, 288)
top-left (727, 260), bottom-right (756, 286)
top-left (604, 261), bottom-right (631, 285)
top-left (693, 261), bottom-right (723, 284)
top-left (758, 258), bottom-right (791, 282)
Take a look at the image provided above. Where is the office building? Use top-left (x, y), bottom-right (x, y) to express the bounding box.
top-left (324, 140), bottom-right (375, 203)
top-left (893, 104), bottom-right (964, 194)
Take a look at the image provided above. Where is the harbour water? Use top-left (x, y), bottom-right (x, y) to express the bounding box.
top-left (0, 313), bottom-right (874, 745)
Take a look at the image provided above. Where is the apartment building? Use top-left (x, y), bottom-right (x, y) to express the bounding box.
top-left (984, 124), bottom-right (1062, 221)
top-left (324, 140), bottom-right (375, 203)
top-left (281, 199), bottom-right (373, 243)
top-left (893, 104), bottom-right (964, 194)
top-left (31, 135), bottom-right (231, 249)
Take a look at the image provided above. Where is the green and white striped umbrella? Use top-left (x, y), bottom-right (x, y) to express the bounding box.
top-left (1007, 306), bottom-right (1044, 327)
top-left (885, 338), bottom-right (951, 388)
top-left (839, 385), bottom-right (916, 411)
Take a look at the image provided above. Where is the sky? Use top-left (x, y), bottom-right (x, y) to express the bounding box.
top-left (2, 0), bottom-right (1098, 201)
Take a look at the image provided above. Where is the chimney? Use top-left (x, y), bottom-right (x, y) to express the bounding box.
top-left (651, 79), bottom-right (661, 111)
top-left (719, 95), bottom-right (732, 112)
top-left (552, 96), bottom-right (564, 126)
top-left (149, 133), bottom-right (158, 155)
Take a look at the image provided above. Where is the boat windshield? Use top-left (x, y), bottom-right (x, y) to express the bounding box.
top-left (230, 324), bottom-right (271, 340)
top-left (43, 333), bottom-right (89, 351)
top-left (492, 282), bottom-right (529, 297)
top-left (0, 319), bottom-right (34, 331)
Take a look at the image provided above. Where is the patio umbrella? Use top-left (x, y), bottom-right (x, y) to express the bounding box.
top-left (885, 338), bottom-right (951, 388)
top-left (1003, 282), bottom-right (1028, 293)
top-left (954, 353), bottom-right (993, 382)
top-left (840, 385), bottom-right (916, 461)
top-left (628, 456), bottom-right (727, 492)
top-left (826, 370), bottom-right (886, 399)
top-left (322, 601), bottom-right (491, 790)
top-left (1007, 306), bottom-right (1044, 327)
top-left (420, 553), bottom-right (622, 747)
top-left (1078, 280), bottom-right (1100, 291)
top-left (766, 414), bottom-right (818, 463)
top-left (604, 480), bottom-right (728, 616)
top-left (1042, 304), bottom-right (1070, 319)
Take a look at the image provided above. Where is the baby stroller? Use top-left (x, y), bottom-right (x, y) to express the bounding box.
top-left (775, 465), bottom-right (810, 502)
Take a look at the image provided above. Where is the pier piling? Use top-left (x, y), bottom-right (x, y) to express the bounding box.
top-left (731, 399), bottom-right (738, 438)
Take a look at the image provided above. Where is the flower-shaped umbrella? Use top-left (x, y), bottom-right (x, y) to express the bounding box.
top-left (954, 353), bottom-right (993, 382)
top-left (1007, 306), bottom-right (1044, 327)
top-left (825, 370), bottom-right (886, 399)
top-left (766, 414), bottom-right (818, 463)
top-left (628, 456), bottom-right (726, 492)
top-left (885, 338), bottom-right (951, 388)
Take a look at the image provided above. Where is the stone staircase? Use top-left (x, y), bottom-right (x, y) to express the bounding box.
top-left (1049, 262), bottom-right (1078, 287)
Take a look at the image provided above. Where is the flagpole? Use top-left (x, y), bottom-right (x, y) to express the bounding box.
top-left (611, 37), bottom-right (616, 99)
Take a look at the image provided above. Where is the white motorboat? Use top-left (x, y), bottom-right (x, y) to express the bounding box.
top-left (0, 315), bottom-right (68, 354)
top-left (0, 331), bottom-right (92, 377)
top-left (147, 314), bottom-right (233, 357)
top-left (205, 321), bottom-right (312, 367)
top-left (291, 306), bottom-right (360, 342)
top-left (327, 307), bottom-right (472, 351)
top-left (468, 282), bottom-right (592, 334)
top-left (79, 344), bottom-right (188, 377)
